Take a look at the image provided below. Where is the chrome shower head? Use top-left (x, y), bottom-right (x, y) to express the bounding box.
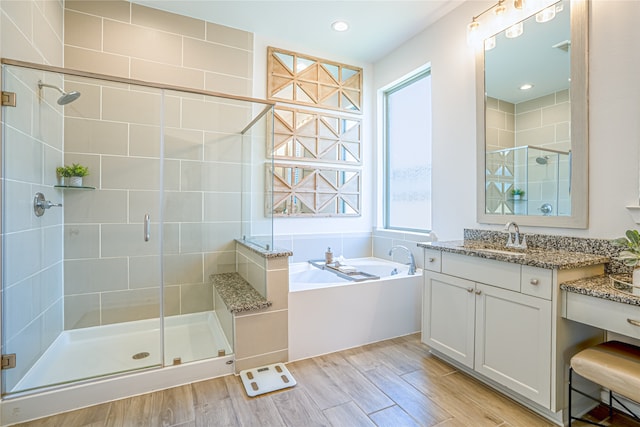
top-left (38, 80), bottom-right (81, 105)
top-left (536, 155), bottom-right (549, 165)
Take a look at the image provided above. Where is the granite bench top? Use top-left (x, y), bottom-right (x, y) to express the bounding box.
top-left (560, 275), bottom-right (640, 306)
top-left (418, 240), bottom-right (609, 270)
top-left (210, 273), bottom-right (272, 314)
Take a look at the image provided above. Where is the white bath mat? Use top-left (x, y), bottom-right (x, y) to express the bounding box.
top-left (239, 363), bottom-right (297, 397)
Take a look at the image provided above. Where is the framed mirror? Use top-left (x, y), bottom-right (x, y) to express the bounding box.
top-left (476, 0), bottom-right (588, 228)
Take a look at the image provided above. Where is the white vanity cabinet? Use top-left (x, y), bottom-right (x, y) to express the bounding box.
top-left (474, 281), bottom-right (551, 407)
top-left (422, 249), bottom-right (605, 422)
top-left (424, 272), bottom-right (476, 368)
top-left (423, 266), bottom-right (551, 408)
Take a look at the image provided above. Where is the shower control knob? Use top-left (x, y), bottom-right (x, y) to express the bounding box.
top-left (33, 192), bottom-right (62, 217)
top-left (45, 200), bottom-right (63, 209)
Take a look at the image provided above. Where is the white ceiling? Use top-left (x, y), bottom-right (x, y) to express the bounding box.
top-left (129, 1), bottom-right (464, 63)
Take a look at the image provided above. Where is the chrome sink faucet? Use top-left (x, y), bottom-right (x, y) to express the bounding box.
top-left (504, 221), bottom-right (527, 249)
top-left (389, 245), bottom-right (416, 275)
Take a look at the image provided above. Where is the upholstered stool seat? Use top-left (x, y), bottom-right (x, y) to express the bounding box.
top-left (569, 341), bottom-right (640, 426)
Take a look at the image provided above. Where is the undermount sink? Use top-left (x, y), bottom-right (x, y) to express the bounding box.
top-left (472, 248), bottom-right (526, 257)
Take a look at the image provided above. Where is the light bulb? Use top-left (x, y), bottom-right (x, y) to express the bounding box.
top-left (484, 36), bottom-right (496, 51)
top-left (467, 20), bottom-right (482, 47)
top-left (536, 5), bottom-right (556, 22)
top-left (505, 22), bottom-right (523, 38)
top-left (494, 1), bottom-right (507, 15)
top-left (331, 21), bottom-right (349, 32)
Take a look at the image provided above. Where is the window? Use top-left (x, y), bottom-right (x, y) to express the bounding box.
top-left (383, 69), bottom-right (432, 232)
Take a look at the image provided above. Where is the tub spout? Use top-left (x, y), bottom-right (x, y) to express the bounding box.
top-left (388, 245), bottom-right (416, 275)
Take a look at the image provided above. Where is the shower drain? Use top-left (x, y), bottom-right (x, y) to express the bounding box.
top-left (132, 352), bottom-right (150, 360)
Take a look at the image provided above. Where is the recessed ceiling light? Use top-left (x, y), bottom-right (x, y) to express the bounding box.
top-left (331, 21), bottom-right (349, 32)
top-left (520, 83), bottom-right (534, 91)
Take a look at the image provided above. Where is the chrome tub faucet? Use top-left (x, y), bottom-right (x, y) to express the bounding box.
top-left (389, 245), bottom-right (417, 275)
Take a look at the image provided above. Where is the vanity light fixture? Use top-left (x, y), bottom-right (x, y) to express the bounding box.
top-left (484, 36), bottom-right (497, 51)
top-left (536, 5), bottom-right (556, 22)
top-left (466, 0), bottom-right (560, 47)
top-left (505, 21), bottom-right (524, 38)
top-left (467, 18), bottom-right (482, 47)
top-left (331, 20), bottom-right (349, 32)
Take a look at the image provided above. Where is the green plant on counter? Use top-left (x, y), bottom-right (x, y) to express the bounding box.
top-left (510, 188), bottom-right (525, 197)
top-left (613, 229), bottom-right (640, 267)
top-left (57, 163), bottom-right (89, 177)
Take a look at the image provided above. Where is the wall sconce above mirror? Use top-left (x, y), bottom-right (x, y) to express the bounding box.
top-left (476, 0), bottom-right (589, 228)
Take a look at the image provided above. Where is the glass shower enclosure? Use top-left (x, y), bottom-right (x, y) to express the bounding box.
top-left (0, 60), bottom-right (274, 396)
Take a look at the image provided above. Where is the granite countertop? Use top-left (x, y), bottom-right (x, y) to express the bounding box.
top-left (560, 274), bottom-right (640, 306)
top-left (210, 273), bottom-right (272, 314)
top-left (235, 239), bottom-right (293, 259)
top-left (419, 240), bottom-right (609, 270)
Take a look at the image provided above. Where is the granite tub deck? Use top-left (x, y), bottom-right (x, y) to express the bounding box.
top-left (560, 275), bottom-right (640, 306)
top-left (210, 273), bottom-right (272, 313)
top-left (419, 240), bottom-right (609, 270)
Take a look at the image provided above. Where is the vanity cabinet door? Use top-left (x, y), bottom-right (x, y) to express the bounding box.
top-left (474, 283), bottom-right (552, 408)
top-left (423, 272), bottom-right (475, 368)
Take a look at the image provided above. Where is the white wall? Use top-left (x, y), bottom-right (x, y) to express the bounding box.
top-left (374, 1), bottom-right (479, 241)
top-left (374, 0), bottom-right (640, 241)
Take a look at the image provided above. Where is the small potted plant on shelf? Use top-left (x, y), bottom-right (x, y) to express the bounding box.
top-left (511, 188), bottom-right (525, 200)
top-left (57, 163), bottom-right (89, 187)
top-left (55, 166), bottom-right (69, 186)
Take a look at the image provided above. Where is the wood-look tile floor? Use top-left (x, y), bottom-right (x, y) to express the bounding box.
top-left (14, 334), bottom-right (640, 427)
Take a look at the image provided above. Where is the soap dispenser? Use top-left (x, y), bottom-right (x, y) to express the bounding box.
top-left (325, 247), bottom-right (333, 265)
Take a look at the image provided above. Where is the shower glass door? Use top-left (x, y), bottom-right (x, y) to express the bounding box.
top-left (1, 64), bottom-right (164, 395)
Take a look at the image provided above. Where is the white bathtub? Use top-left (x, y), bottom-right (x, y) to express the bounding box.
top-left (288, 257), bottom-right (423, 361)
top-left (290, 257), bottom-right (416, 291)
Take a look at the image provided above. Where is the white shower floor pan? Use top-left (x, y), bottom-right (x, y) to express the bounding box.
top-left (13, 311), bottom-right (232, 393)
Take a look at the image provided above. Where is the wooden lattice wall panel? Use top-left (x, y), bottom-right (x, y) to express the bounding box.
top-left (269, 163), bottom-right (361, 217)
top-left (267, 47), bottom-right (362, 113)
top-left (273, 106), bottom-right (362, 164)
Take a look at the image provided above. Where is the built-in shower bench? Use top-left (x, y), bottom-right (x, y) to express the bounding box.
top-left (214, 241), bottom-right (291, 373)
top-left (210, 273), bottom-right (272, 313)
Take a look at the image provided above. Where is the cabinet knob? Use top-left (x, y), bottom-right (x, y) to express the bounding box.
top-left (467, 287), bottom-right (474, 293)
top-left (475, 290), bottom-right (482, 295)
top-left (428, 257), bottom-right (436, 263)
top-left (628, 318), bottom-right (640, 327)
top-left (530, 279), bottom-right (539, 285)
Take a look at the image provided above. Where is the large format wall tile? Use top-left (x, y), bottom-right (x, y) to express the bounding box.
top-left (61, 0), bottom-right (256, 329)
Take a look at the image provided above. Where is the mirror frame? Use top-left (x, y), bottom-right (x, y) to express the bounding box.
top-left (476, 0), bottom-right (589, 228)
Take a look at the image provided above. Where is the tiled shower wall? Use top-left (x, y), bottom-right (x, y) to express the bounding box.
top-left (515, 90), bottom-right (571, 215)
top-left (61, 1), bottom-right (255, 329)
top-left (0, 0), bottom-right (65, 391)
top-left (64, 0), bottom-right (253, 97)
top-left (485, 96), bottom-right (515, 153)
top-left (485, 90), bottom-right (570, 215)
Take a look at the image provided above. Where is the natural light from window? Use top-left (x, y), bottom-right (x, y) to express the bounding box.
top-left (384, 69), bottom-right (432, 232)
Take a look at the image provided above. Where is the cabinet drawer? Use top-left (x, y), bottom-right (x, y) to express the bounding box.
top-left (565, 292), bottom-right (640, 340)
top-left (423, 249), bottom-right (442, 272)
top-left (441, 252), bottom-right (521, 292)
top-left (521, 266), bottom-right (553, 300)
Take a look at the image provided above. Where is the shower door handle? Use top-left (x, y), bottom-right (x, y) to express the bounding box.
top-left (144, 214), bottom-right (150, 242)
